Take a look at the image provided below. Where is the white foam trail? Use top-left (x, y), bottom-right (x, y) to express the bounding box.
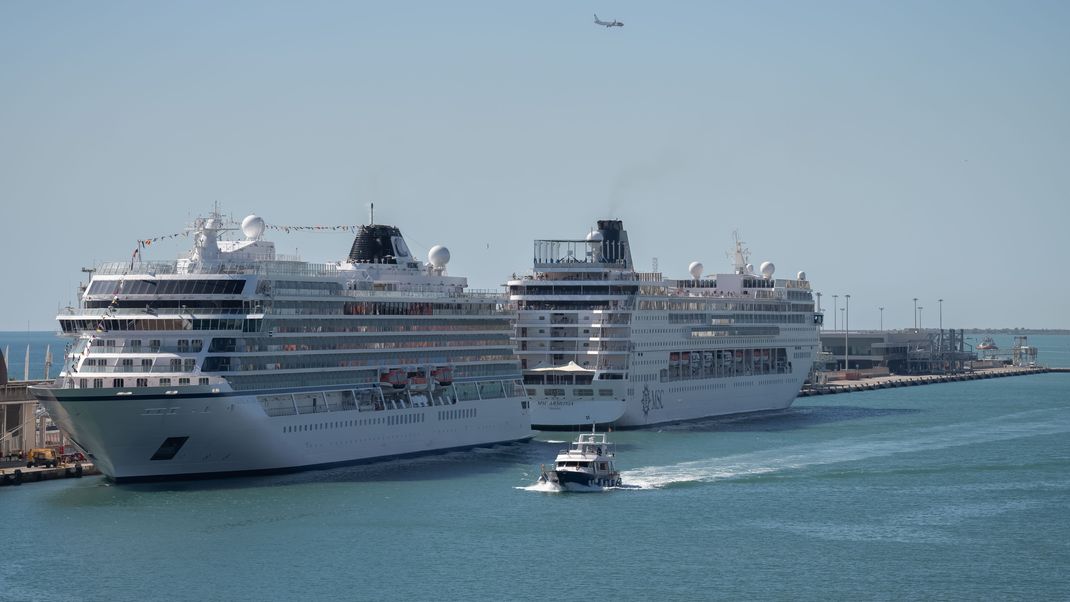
top-left (516, 481), bottom-right (563, 493)
top-left (543, 440), bottom-right (567, 444)
top-left (623, 407), bottom-right (1070, 489)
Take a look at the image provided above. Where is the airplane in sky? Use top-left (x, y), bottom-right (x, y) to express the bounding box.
top-left (594, 14), bottom-right (623, 28)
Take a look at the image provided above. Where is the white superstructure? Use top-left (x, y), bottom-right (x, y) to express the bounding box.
top-left (32, 209), bottom-right (532, 481)
top-left (508, 220), bottom-right (821, 428)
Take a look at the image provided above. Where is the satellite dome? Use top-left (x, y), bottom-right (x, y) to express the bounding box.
top-left (586, 231), bottom-right (604, 242)
top-left (797, 270), bottom-right (807, 281)
top-left (688, 261), bottom-right (703, 279)
top-left (760, 261), bottom-right (775, 278)
top-left (241, 214), bottom-right (265, 240)
top-left (745, 263), bottom-right (754, 274)
top-left (428, 245), bottom-right (451, 268)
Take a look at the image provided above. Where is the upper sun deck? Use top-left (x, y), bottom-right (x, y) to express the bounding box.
top-left (93, 259), bottom-right (337, 277)
top-left (532, 238), bottom-right (631, 271)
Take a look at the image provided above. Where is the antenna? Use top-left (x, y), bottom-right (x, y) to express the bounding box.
top-left (370, 202), bottom-right (374, 226)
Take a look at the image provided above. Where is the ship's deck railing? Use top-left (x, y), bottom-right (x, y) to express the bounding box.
top-left (95, 260), bottom-right (342, 277)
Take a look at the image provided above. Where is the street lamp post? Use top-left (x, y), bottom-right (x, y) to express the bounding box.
top-left (815, 292), bottom-right (823, 328)
top-left (844, 294), bottom-right (851, 371)
top-left (938, 298), bottom-right (944, 351)
top-left (879, 306), bottom-right (884, 332)
top-left (918, 306), bottom-right (923, 330)
top-left (913, 297), bottom-right (918, 330)
top-left (833, 295), bottom-right (839, 331)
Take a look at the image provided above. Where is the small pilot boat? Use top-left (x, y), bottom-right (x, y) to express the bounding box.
top-left (539, 429), bottom-right (621, 491)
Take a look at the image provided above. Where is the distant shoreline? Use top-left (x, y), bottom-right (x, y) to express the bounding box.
top-left (960, 329), bottom-right (1070, 335)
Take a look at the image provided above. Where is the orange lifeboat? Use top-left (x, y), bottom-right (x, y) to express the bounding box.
top-left (379, 368), bottom-right (407, 389)
top-left (432, 366), bottom-right (454, 386)
top-left (408, 370), bottom-right (430, 391)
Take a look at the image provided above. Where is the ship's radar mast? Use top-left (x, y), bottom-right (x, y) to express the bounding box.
top-left (729, 230), bottom-right (751, 274)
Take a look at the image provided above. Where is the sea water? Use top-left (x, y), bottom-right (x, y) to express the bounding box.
top-left (1, 333), bottom-right (1068, 601)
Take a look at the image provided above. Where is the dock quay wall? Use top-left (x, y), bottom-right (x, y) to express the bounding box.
top-left (0, 462), bottom-right (100, 487)
top-left (801, 366), bottom-right (1058, 397)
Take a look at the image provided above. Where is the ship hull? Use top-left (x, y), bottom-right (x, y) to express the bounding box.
top-left (31, 385), bottom-right (533, 482)
top-left (530, 397), bottom-right (627, 429)
top-left (529, 370), bottom-right (808, 429)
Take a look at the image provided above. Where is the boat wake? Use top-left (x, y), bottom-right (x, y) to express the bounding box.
top-left (516, 480), bottom-right (564, 493)
top-left (623, 407), bottom-right (1070, 489)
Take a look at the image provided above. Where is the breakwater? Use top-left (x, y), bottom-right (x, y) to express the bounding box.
top-left (801, 366), bottom-right (1054, 397)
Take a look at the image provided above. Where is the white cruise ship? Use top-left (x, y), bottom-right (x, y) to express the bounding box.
top-left (31, 209), bottom-right (532, 481)
top-left (508, 220), bottom-right (821, 429)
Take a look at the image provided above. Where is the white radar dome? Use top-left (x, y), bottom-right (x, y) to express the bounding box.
top-left (745, 263), bottom-right (754, 274)
top-left (688, 261), bottom-right (704, 279)
top-left (797, 271), bottom-right (807, 281)
top-left (586, 231), bottom-right (604, 242)
top-left (760, 261), bottom-right (775, 278)
top-left (241, 214), bottom-right (265, 240)
top-left (428, 245), bottom-right (451, 268)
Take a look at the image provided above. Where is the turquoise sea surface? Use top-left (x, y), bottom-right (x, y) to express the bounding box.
top-left (1, 332), bottom-right (1068, 601)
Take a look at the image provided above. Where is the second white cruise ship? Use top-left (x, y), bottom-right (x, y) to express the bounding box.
top-left (31, 208), bottom-right (532, 481)
top-left (508, 220), bottom-right (821, 429)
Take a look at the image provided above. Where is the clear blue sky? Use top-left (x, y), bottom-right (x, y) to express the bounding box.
top-left (1, 1), bottom-right (1068, 331)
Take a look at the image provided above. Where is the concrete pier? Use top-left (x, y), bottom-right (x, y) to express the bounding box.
top-left (800, 366), bottom-right (1054, 397)
top-left (0, 462), bottom-right (100, 486)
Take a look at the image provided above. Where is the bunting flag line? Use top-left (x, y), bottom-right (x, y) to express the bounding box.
top-left (265, 224), bottom-right (359, 234)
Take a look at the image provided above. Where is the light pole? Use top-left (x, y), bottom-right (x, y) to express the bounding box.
top-left (815, 292), bottom-right (823, 327)
top-left (918, 306), bottom-right (923, 330)
top-left (844, 294), bottom-right (851, 371)
top-left (913, 297), bottom-right (918, 329)
top-left (938, 298), bottom-right (944, 351)
top-left (879, 306), bottom-right (884, 332)
top-left (833, 295), bottom-right (839, 331)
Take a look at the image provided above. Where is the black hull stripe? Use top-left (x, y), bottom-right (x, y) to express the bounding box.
top-left (109, 436), bottom-right (535, 484)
